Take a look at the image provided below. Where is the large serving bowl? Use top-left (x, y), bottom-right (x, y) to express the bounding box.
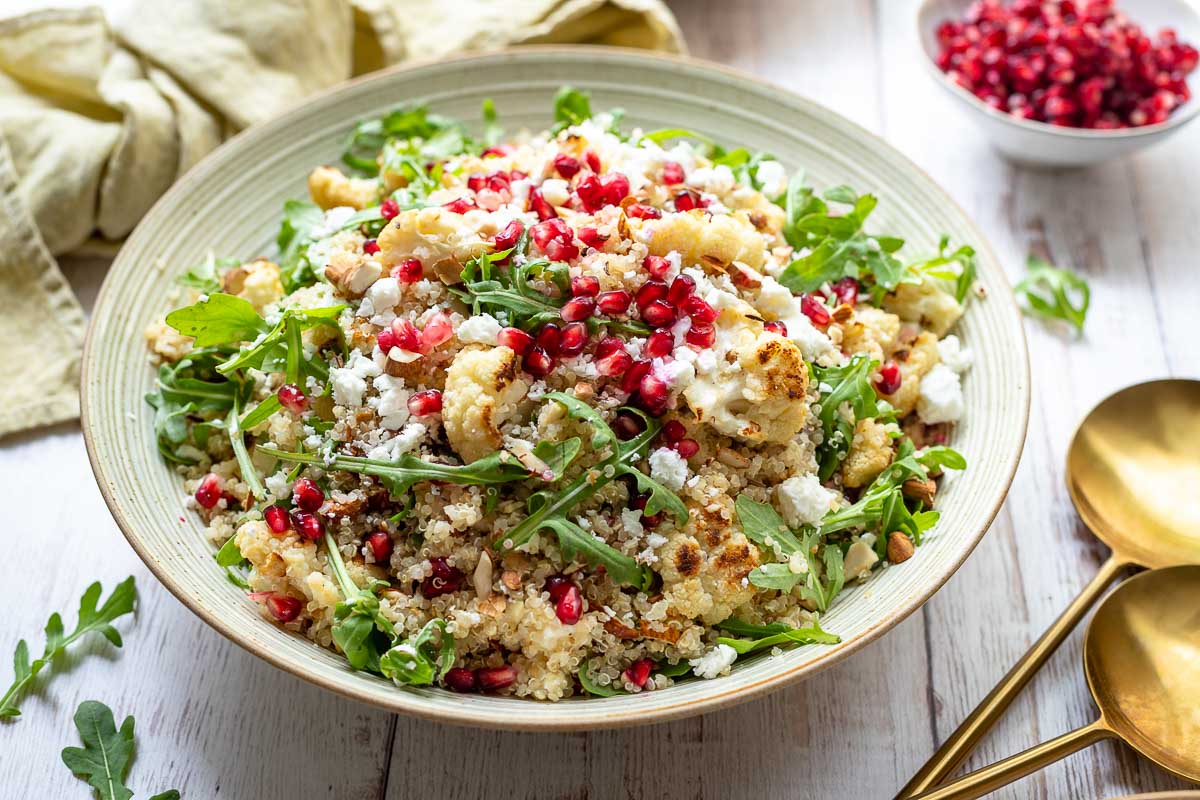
top-left (82, 47), bottom-right (1029, 730)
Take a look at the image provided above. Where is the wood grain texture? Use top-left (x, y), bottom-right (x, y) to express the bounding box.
top-left (0, 0), bottom-right (1195, 797)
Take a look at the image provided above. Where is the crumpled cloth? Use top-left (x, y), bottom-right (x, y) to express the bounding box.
top-left (0, 0), bottom-right (683, 437)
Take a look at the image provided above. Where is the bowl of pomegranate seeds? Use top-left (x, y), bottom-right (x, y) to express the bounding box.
top-left (919, 0), bottom-right (1200, 165)
top-left (83, 48), bottom-right (1028, 729)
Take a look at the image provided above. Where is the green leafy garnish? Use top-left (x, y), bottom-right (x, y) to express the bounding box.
top-left (144, 347), bottom-right (237, 464)
top-left (552, 86), bottom-right (594, 131)
top-left (324, 532), bottom-right (394, 672)
top-left (2, 578), bottom-right (136, 720)
top-left (452, 245), bottom-right (566, 331)
top-left (275, 199), bottom-right (325, 292)
top-left (909, 235), bottom-right (978, 305)
top-left (716, 618), bottom-right (840, 654)
top-left (496, 394), bottom-right (684, 589)
top-left (164, 293), bottom-right (268, 348)
top-left (61, 700), bottom-right (179, 800)
top-left (1014, 255), bottom-right (1090, 332)
top-left (481, 98), bottom-right (503, 147)
top-left (176, 253), bottom-right (238, 294)
top-left (342, 104), bottom-right (468, 176)
top-left (734, 495), bottom-right (802, 555)
top-left (579, 658), bottom-right (621, 697)
top-left (379, 619), bottom-right (455, 686)
top-left (214, 537), bottom-right (250, 590)
top-left (812, 354), bottom-right (882, 480)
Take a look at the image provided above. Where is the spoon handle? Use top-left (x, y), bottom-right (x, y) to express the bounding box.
top-left (907, 720), bottom-right (1113, 800)
top-left (897, 555), bottom-right (1125, 798)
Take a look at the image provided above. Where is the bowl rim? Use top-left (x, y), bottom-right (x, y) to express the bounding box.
top-left (914, 0), bottom-right (1200, 140)
top-left (81, 44), bottom-right (1031, 730)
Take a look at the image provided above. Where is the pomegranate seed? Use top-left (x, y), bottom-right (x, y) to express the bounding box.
top-left (560, 296), bottom-right (595, 322)
top-left (875, 361), bottom-right (902, 396)
top-left (365, 531), bottom-right (393, 563)
top-left (422, 557), bottom-right (463, 598)
top-left (277, 384), bottom-right (309, 415)
top-left (363, 238), bottom-right (380, 255)
top-left (536, 323), bottom-right (562, 357)
top-left (392, 258), bottom-right (423, 283)
top-left (266, 594), bottom-right (302, 623)
top-left (800, 294), bottom-right (831, 327)
top-left (523, 347), bottom-right (556, 377)
top-left (674, 190), bottom-right (701, 212)
top-left (407, 389), bottom-right (443, 416)
top-left (467, 173), bottom-right (486, 192)
top-left (612, 410), bottom-right (647, 440)
top-left (529, 187), bottom-right (557, 220)
top-left (481, 144), bottom-right (513, 158)
top-left (832, 276), bottom-right (859, 306)
top-left (662, 419), bottom-right (687, 443)
top-left (661, 161), bottom-right (685, 184)
top-left (645, 329), bottom-right (675, 358)
top-left (623, 658), bottom-right (654, 689)
top-left (380, 198), bottom-right (400, 220)
top-left (559, 322), bottom-right (589, 357)
top-left (442, 197), bottom-right (475, 214)
top-left (667, 275), bottom-right (696, 305)
top-left (594, 336), bottom-right (627, 359)
top-left (641, 299), bottom-right (677, 328)
top-left (673, 438), bottom-right (700, 458)
top-left (626, 203), bottom-right (662, 220)
top-left (444, 667), bottom-right (478, 693)
top-left (570, 275), bottom-right (600, 297)
top-left (544, 575), bottom-right (573, 602)
top-left (621, 360), bottom-right (652, 394)
top-left (498, 327), bottom-right (535, 356)
top-left (584, 150), bottom-right (602, 172)
top-left (596, 290), bottom-right (632, 316)
top-left (264, 505), bottom-right (291, 533)
top-left (577, 226), bottom-right (608, 248)
top-left (377, 326), bottom-right (397, 354)
top-left (554, 152), bottom-right (581, 178)
top-left (764, 320), bottom-right (788, 337)
top-left (421, 312), bottom-right (454, 350)
top-left (682, 294), bottom-right (717, 323)
top-left (596, 350), bottom-right (633, 377)
top-left (294, 478), bottom-right (324, 512)
top-left (575, 174), bottom-right (605, 212)
top-left (531, 218), bottom-right (571, 249)
top-left (391, 319), bottom-right (421, 352)
top-left (477, 665), bottom-right (517, 692)
top-left (293, 511), bottom-right (324, 541)
top-left (632, 493), bottom-right (661, 527)
top-left (555, 585), bottom-right (584, 624)
top-left (635, 281), bottom-right (668, 311)
top-left (195, 473), bottom-right (222, 509)
top-left (601, 173), bottom-right (630, 206)
top-left (493, 220), bottom-right (523, 252)
top-left (544, 238), bottom-right (579, 262)
top-left (685, 323), bottom-right (715, 348)
top-left (637, 374), bottom-right (670, 415)
top-left (643, 255), bottom-right (671, 278)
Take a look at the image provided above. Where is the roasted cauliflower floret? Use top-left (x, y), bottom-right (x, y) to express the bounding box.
top-left (880, 331), bottom-right (940, 415)
top-left (684, 325), bottom-right (809, 444)
top-left (442, 346), bottom-right (529, 463)
top-left (144, 318), bottom-right (192, 362)
top-left (883, 280), bottom-right (963, 337)
top-left (629, 209), bottom-right (766, 270)
top-left (840, 306), bottom-right (901, 364)
top-left (307, 166), bottom-right (379, 211)
top-left (221, 258), bottom-right (284, 311)
top-left (377, 207), bottom-right (500, 284)
top-left (841, 418), bottom-right (899, 488)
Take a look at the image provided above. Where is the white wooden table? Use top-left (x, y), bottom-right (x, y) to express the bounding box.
top-left (2, 1), bottom-right (1197, 797)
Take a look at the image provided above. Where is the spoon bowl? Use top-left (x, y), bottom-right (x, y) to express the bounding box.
top-left (1068, 379), bottom-right (1200, 569)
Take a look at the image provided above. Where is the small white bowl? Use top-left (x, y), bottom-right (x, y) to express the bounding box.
top-left (916, 0), bottom-right (1200, 167)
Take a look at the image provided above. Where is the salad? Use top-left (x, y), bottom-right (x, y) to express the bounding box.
top-left (144, 87), bottom-right (975, 700)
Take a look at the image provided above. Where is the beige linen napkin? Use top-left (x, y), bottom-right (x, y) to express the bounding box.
top-left (0, 0), bottom-right (683, 438)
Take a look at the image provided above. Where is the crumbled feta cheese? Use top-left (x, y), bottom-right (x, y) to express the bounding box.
top-left (651, 357), bottom-right (695, 391)
top-left (690, 644), bottom-right (738, 679)
top-left (372, 373), bottom-right (410, 430)
top-left (688, 164), bottom-right (735, 195)
top-left (754, 160), bottom-right (787, 198)
top-left (776, 475), bottom-right (839, 527)
top-left (539, 178), bottom-right (570, 207)
top-left (648, 447), bottom-right (688, 490)
top-left (264, 470), bottom-right (292, 501)
top-left (457, 312), bottom-right (503, 344)
top-left (937, 335), bottom-right (973, 373)
top-left (330, 350), bottom-right (381, 408)
top-left (757, 277), bottom-right (837, 361)
top-left (358, 277), bottom-right (400, 321)
top-left (312, 206), bottom-right (355, 238)
top-left (917, 363), bottom-right (965, 424)
top-left (621, 508), bottom-right (645, 539)
top-left (367, 422), bottom-right (427, 461)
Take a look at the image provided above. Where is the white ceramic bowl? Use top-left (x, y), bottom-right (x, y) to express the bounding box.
top-left (917, 0), bottom-right (1200, 167)
top-left (82, 47), bottom-right (1029, 730)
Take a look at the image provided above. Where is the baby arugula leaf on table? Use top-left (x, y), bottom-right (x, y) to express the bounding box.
top-left (324, 531), bottom-right (394, 672)
top-left (495, 394), bottom-right (686, 590)
top-left (379, 619), bottom-right (455, 686)
top-left (2, 578), bottom-right (136, 720)
top-left (60, 700), bottom-right (179, 800)
top-left (716, 618), bottom-right (840, 655)
top-left (1014, 254), bottom-right (1091, 332)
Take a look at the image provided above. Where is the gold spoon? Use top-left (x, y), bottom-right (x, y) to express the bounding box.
top-left (910, 564), bottom-right (1200, 800)
top-left (900, 379), bottom-right (1200, 798)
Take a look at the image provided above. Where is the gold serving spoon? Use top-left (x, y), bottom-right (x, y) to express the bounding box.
top-left (910, 564), bottom-right (1200, 800)
top-left (900, 379), bottom-right (1200, 798)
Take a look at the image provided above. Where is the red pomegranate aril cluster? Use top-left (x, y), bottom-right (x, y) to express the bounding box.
top-left (875, 361), bottom-right (903, 395)
top-left (631, 492), bottom-right (662, 528)
top-left (442, 197), bottom-right (476, 214)
top-left (800, 294), bottom-right (832, 327)
top-left (265, 594), bottom-right (303, 623)
top-left (682, 293), bottom-right (717, 324)
top-left (612, 410), bottom-right (647, 440)
top-left (264, 505), bottom-right (291, 533)
top-left (529, 187), bottom-right (557, 220)
top-left (595, 348), bottom-right (633, 377)
top-left (621, 360), bottom-right (652, 395)
top-left (662, 419), bottom-right (687, 443)
top-left (421, 312), bottom-right (454, 351)
top-left (635, 280), bottom-right (668, 310)
top-left (422, 557), bottom-right (463, 598)
top-left (764, 320), bottom-right (788, 337)
top-left (643, 255), bottom-right (672, 279)
top-left (554, 584), bottom-right (584, 624)
top-left (641, 299), bottom-right (677, 328)
top-left (498, 327), bottom-right (535, 355)
top-left (194, 473), bottom-right (222, 509)
top-left (293, 478), bottom-right (324, 512)
top-left (673, 190), bottom-right (707, 212)
top-left (626, 204), bottom-right (662, 220)
top-left (380, 198), bottom-right (400, 220)
top-left (934, 0), bottom-right (1199, 128)
top-left (523, 346), bottom-right (556, 378)
top-left (444, 667), bottom-right (478, 693)
top-left (536, 323), bottom-right (561, 357)
top-left (293, 512), bottom-right (324, 541)
top-left (661, 161), bottom-right (685, 185)
top-left (575, 172), bottom-right (630, 213)
top-left (363, 238), bottom-right (381, 255)
top-left (635, 374), bottom-right (670, 416)
top-left (407, 389), bottom-right (443, 417)
top-left (685, 323), bottom-right (715, 348)
top-left (365, 531), bottom-right (393, 563)
top-left (392, 258), bottom-right (423, 283)
top-left (597, 289), bottom-right (632, 316)
top-left (559, 322), bottom-right (589, 357)
top-left (442, 664), bottom-right (517, 693)
top-left (554, 152), bottom-right (582, 178)
top-left (577, 226), bottom-right (608, 248)
top-left (623, 658), bottom-right (655, 690)
top-left (645, 329), bottom-right (675, 358)
top-left (570, 275), bottom-right (600, 297)
top-left (560, 297), bottom-right (595, 322)
top-left (277, 383), bottom-right (309, 415)
top-left (531, 218), bottom-right (578, 261)
top-left (492, 219), bottom-right (524, 252)
top-left (831, 276), bottom-right (860, 306)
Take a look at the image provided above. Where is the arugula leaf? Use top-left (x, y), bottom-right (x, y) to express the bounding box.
top-left (1014, 255), bottom-right (1090, 332)
top-left (734, 496), bottom-right (803, 555)
top-left (276, 199), bottom-right (325, 292)
top-left (342, 104), bottom-right (467, 175)
top-left (530, 437), bottom-right (583, 481)
top-left (380, 618), bottom-right (454, 686)
top-left (639, 127), bottom-right (716, 148)
top-left (177, 253), bottom-right (238, 294)
top-left (908, 235), bottom-right (978, 304)
top-left (812, 355), bottom-right (882, 480)
top-left (61, 701), bottom-right (180, 800)
top-left (215, 305), bottom-right (345, 379)
top-left (2, 579), bottom-right (136, 720)
top-left (227, 401), bottom-right (265, 502)
top-left (324, 532), bottom-right (394, 672)
top-left (214, 537), bottom-right (250, 590)
top-left (552, 86), bottom-right (593, 131)
top-left (165, 293), bottom-right (269, 347)
top-left (481, 98), bottom-right (503, 147)
top-left (716, 618), bottom-right (840, 655)
top-left (452, 249), bottom-right (568, 331)
top-left (543, 517), bottom-right (652, 591)
top-left (144, 347), bottom-right (238, 464)
top-left (579, 658), bottom-right (621, 697)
